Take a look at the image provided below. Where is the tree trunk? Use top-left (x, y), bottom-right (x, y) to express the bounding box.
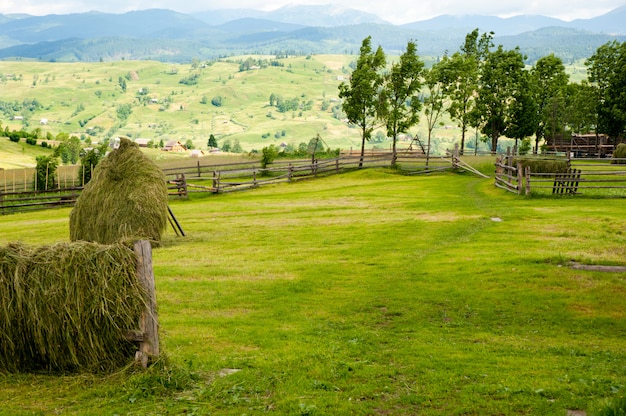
top-left (359, 133), bottom-right (366, 168)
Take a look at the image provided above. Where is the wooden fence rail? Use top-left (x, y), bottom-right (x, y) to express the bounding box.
top-left (495, 151), bottom-right (626, 196)
top-left (1, 152), bottom-right (456, 214)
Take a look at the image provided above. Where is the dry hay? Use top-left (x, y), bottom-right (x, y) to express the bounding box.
top-left (514, 157), bottom-right (570, 174)
top-left (0, 241), bottom-right (145, 373)
top-left (70, 137), bottom-right (168, 245)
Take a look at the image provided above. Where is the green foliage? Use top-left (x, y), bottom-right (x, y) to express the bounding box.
top-left (586, 40), bottom-right (626, 138)
top-left (211, 95), bottom-right (223, 107)
top-left (34, 154), bottom-right (58, 190)
top-left (54, 135), bottom-right (82, 164)
top-left (261, 144), bottom-right (278, 168)
top-left (518, 138), bottom-right (532, 155)
top-left (0, 241), bottom-right (144, 373)
top-left (530, 54), bottom-right (569, 152)
top-left (116, 103), bottom-right (132, 121)
top-left (474, 45), bottom-right (527, 152)
top-left (78, 147), bottom-right (103, 185)
top-left (338, 36), bottom-right (386, 163)
top-left (178, 73), bottom-right (200, 86)
top-left (207, 134), bottom-right (217, 148)
top-left (379, 40), bottom-right (424, 164)
top-left (611, 143), bottom-right (626, 164)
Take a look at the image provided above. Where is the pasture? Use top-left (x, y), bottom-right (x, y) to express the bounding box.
top-left (0, 166), bottom-right (624, 415)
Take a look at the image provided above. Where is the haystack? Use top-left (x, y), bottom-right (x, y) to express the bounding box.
top-left (0, 241), bottom-right (145, 372)
top-left (70, 137), bottom-right (168, 244)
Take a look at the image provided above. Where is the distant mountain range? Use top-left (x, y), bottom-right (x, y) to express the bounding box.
top-left (0, 5), bottom-right (625, 63)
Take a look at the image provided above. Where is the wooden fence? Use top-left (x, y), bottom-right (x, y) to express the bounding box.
top-left (1, 151), bottom-right (456, 214)
top-left (162, 151), bottom-right (453, 195)
top-left (495, 150), bottom-right (626, 196)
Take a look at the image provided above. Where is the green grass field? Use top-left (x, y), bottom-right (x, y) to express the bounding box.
top-left (0, 165), bottom-right (624, 415)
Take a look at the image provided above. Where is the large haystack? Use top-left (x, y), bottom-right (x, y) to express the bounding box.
top-left (70, 137), bottom-right (168, 244)
top-left (0, 241), bottom-right (145, 372)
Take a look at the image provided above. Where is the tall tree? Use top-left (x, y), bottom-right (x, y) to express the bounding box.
top-left (586, 41), bottom-right (626, 139)
top-left (472, 45), bottom-right (526, 153)
top-left (565, 81), bottom-right (598, 136)
top-left (506, 71), bottom-right (538, 149)
top-left (422, 64), bottom-right (447, 165)
top-left (379, 40), bottom-right (424, 167)
top-left (530, 54), bottom-right (569, 153)
top-left (339, 36), bottom-right (386, 168)
top-left (440, 29), bottom-right (493, 155)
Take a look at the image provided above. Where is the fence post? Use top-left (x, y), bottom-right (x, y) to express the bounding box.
top-left (453, 143), bottom-right (460, 169)
top-left (506, 147), bottom-right (513, 186)
top-left (253, 169), bottom-right (257, 187)
top-left (288, 164), bottom-right (293, 181)
top-left (525, 166), bottom-right (531, 195)
top-left (516, 162), bottom-right (523, 195)
top-left (133, 240), bottom-right (159, 368)
top-left (197, 160), bottom-right (201, 177)
top-left (335, 158), bottom-right (339, 174)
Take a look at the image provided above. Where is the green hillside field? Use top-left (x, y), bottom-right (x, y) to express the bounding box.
top-left (0, 56), bottom-right (365, 154)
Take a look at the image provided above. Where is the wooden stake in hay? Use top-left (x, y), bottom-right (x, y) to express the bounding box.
top-left (70, 137), bottom-right (168, 244)
top-left (0, 241), bottom-right (146, 373)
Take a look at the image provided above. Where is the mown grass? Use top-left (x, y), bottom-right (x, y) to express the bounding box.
top-left (0, 169), bottom-right (624, 415)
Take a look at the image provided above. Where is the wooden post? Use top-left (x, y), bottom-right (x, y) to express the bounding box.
top-left (197, 160), bottom-right (201, 177)
top-left (212, 171), bottom-right (217, 190)
top-left (288, 164), bottom-right (293, 181)
top-left (516, 162), bottom-right (523, 195)
top-left (525, 166), bottom-right (531, 195)
top-left (506, 147), bottom-right (513, 186)
top-left (134, 240), bottom-right (159, 368)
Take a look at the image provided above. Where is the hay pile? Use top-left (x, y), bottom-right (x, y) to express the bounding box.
top-left (514, 157), bottom-right (570, 174)
top-left (0, 241), bottom-right (145, 373)
top-left (70, 137), bottom-right (168, 245)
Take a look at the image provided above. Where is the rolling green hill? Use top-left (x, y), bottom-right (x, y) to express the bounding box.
top-left (0, 56), bottom-right (356, 156)
top-left (0, 55), bottom-right (467, 170)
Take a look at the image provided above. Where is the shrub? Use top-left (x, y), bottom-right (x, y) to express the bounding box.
top-left (34, 155), bottom-right (59, 191)
top-left (261, 144), bottom-right (278, 169)
top-left (611, 143), bottom-right (626, 164)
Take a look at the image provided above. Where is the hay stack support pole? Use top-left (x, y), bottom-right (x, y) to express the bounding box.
top-left (134, 240), bottom-right (159, 368)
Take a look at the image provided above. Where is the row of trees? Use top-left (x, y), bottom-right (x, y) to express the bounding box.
top-left (339, 32), bottom-right (626, 165)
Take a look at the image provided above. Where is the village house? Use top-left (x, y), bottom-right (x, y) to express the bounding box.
top-left (162, 140), bottom-right (187, 152)
top-left (134, 138), bottom-right (151, 147)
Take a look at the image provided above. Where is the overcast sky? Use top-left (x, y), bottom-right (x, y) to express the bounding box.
top-left (1, 0), bottom-right (624, 25)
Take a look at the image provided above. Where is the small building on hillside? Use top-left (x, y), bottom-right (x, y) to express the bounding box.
top-left (135, 138), bottom-right (151, 147)
top-left (190, 149), bottom-right (205, 158)
top-left (162, 140), bottom-right (187, 152)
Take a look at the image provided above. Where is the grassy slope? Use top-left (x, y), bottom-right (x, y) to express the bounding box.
top-left (0, 168), bottom-right (624, 415)
top-left (1, 57), bottom-right (589, 169)
top-left (0, 56), bottom-right (364, 154)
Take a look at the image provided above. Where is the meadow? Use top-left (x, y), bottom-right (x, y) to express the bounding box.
top-left (0, 162), bottom-right (624, 415)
